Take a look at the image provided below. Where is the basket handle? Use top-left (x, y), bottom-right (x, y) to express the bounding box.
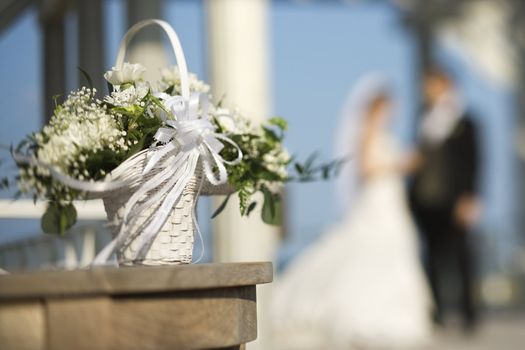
top-left (115, 19), bottom-right (190, 100)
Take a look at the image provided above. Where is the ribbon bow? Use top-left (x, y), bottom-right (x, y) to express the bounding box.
top-left (92, 91), bottom-right (242, 264)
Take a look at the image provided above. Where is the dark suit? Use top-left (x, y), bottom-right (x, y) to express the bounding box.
top-left (409, 115), bottom-right (480, 328)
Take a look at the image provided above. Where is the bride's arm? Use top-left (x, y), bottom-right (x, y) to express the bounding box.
top-left (360, 129), bottom-right (421, 178)
top-left (399, 150), bottom-right (423, 175)
top-left (359, 126), bottom-right (390, 178)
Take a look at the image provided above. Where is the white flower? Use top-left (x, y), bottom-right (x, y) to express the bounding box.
top-left (160, 66), bottom-right (210, 94)
top-left (104, 62), bottom-right (146, 85)
top-left (263, 148), bottom-right (290, 179)
top-left (215, 111), bottom-right (237, 133)
top-left (104, 82), bottom-right (149, 107)
top-left (213, 107), bottom-right (253, 134)
top-left (34, 88), bottom-right (126, 176)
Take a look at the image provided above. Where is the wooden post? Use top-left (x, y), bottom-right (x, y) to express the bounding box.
top-left (77, 0), bottom-right (105, 95)
top-left (39, 0), bottom-right (67, 124)
top-left (0, 0), bottom-right (33, 33)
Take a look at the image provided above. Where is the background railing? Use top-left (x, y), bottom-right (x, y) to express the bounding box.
top-left (0, 200), bottom-right (112, 271)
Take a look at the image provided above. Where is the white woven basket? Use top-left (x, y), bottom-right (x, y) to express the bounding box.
top-left (102, 159), bottom-right (199, 265)
top-left (201, 180), bottom-right (235, 196)
top-left (99, 151), bottom-right (233, 265)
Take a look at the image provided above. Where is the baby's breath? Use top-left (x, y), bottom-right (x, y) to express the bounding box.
top-left (36, 88), bottom-right (126, 174)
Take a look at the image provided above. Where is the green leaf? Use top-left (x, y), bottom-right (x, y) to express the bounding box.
top-left (322, 165), bottom-right (330, 180)
top-left (148, 93), bottom-right (170, 114)
top-left (164, 85), bottom-right (174, 95)
top-left (111, 105), bottom-right (144, 118)
top-left (304, 152), bottom-right (319, 170)
top-left (77, 66), bottom-right (94, 94)
top-left (268, 117), bottom-right (288, 131)
top-left (126, 136), bottom-right (146, 157)
top-left (238, 186), bottom-right (252, 215)
top-left (211, 194), bottom-right (231, 219)
top-left (261, 186), bottom-right (275, 216)
top-left (334, 158), bottom-right (348, 176)
top-left (294, 163), bottom-right (304, 175)
top-left (246, 201), bottom-right (257, 216)
top-left (261, 190), bottom-right (282, 226)
top-left (52, 94), bottom-right (62, 108)
top-left (262, 126), bottom-right (280, 143)
top-left (41, 202), bottom-right (77, 235)
top-left (14, 139), bottom-right (29, 153)
top-left (121, 82), bottom-right (134, 90)
top-left (217, 93), bottom-right (227, 108)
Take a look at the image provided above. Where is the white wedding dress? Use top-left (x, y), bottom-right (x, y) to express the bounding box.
top-left (273, 132), bottom-right (433, 350)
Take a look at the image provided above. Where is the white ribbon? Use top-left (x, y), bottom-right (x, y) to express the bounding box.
top-left (12, 150), bottom-right (144, 193)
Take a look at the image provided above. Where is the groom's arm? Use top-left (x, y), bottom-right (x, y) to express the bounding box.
top-left (455, 117), bottom-right (481, 228)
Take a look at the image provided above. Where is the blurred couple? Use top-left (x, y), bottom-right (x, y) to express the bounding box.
top-left (273, 68), bottom-right (480, 349)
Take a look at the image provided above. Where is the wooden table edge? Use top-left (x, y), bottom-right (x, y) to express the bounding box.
top-left (0, 262), bottom-right (273, 299)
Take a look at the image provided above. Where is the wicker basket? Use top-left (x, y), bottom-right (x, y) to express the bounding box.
top-left (201, 180), bottom-right (235, 196)
top-left (94, 149), bottom-right (198, 265)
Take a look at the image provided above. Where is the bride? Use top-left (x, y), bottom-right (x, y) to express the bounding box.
top-left (273, 75), bottom-right (433, 349)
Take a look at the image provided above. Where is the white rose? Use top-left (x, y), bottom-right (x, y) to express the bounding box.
top-left (160, 66), bottom-right (180, 83)
top-left (160, 66), bottom-right (211, 94)
top-left (215, 110), bottom-right (238, 133)
top-left (104, 62), bottom-right (146, 85)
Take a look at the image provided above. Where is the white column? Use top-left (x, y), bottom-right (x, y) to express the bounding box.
top-left (206, 1), bottom-right (279, 349)
top-left (63, 238), bottom-right (78, 269)
top-left (126, 0), bottom-right (167, 83)
top-left (80, 228), bottom-right (97, 267)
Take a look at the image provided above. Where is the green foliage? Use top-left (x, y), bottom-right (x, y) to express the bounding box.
top-left (213, 113), bottom-right (343, 225)
top-left (0, 159), bottom-right (9, 190)
top-left (41, 202), bottom-right (77, 235)
top-left (111, 104), bottom-right (144, 118)
top-left (291, 153), bottom-right (348, 183)
top-left (212, 116), bottom-right (289, 224)
top-left (246, 201), bottom-right (257, 216)
top-left (52, 94), bottom-right (62, 108)
top-left (261, 186), bottom-right (282, 225)
top-left (268, 117), bottom-right (288, 131)
top-left (77, 67), bottom-right (94, 97)
top-left (211, 194), bottom-right (231, 219)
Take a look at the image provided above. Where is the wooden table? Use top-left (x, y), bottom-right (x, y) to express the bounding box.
top-left (0, 262), bottom-right (273, 350)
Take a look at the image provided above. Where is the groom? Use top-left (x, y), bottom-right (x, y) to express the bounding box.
top-left (409, 66), bottom-right (480, 330)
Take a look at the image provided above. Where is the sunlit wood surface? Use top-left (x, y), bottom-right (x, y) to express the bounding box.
top-left (0, 262), bottom-right (273, 350)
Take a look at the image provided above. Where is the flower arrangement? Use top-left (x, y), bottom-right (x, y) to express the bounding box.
top-left (11, 62), bottom-right (341, 235)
